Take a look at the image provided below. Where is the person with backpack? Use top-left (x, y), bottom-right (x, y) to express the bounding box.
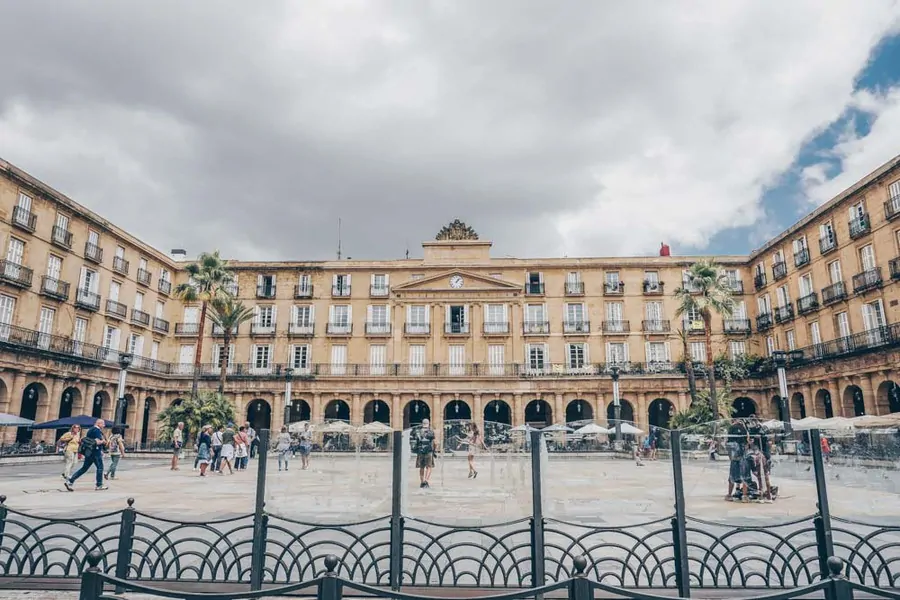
top-left (104, 427), bottom-right (126, 480)
top-left (414, 418), bottom-right (437, 489)
top-left (64, 419), bottom-right (108, 492)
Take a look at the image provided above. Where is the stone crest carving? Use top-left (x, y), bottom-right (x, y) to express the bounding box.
top-left (435, 219), bottom-right (478, 241)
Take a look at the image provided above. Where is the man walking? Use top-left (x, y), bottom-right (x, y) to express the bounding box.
top-left (64, 419), bottom-right (108, 492)
top-left (211, 425), bottom-right (224, 472)
top-left (414, 418), bottom-right (436, 488)
top-left (171, 422), bottom-right (184, 471)
top-left (245, 422), bottom-right (257, 459)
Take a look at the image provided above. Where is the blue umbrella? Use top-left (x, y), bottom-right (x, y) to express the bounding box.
top-left (30, 415), bottom-right (122, 430)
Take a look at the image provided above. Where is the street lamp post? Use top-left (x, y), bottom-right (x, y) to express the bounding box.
top-left (771, 350), bottom-right (797, 436)
top-left (283, 368), bottom-right (294, 427)
top-left (114, 353), bottom-right (133, 426)
top-left (611, 366), bottom-right (622, 444)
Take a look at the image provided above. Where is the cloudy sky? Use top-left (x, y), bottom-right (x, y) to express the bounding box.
top-left (2, 1), bottom-right (900, 262)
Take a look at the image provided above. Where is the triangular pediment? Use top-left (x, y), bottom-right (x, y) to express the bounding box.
top-left (393, 270), bottom-right (521, 293)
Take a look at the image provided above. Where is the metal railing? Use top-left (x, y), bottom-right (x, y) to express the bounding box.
top-left (885, 195), bottom-right (900, 221)
top-left (790, 323), bottom-right (900, 366)
top-left (642, 280), bottom-right (664, 294)
top-left (772, 261), bottom-right (788, 280)
top-left (152, 317), bottom-right (170, 333)
top-left (250, 322), bottom-right (276, 335)
top-left (793, 247), bottom-right (810, 268)
top-left (820, 234), bottom-right (838, 254)
top-left (332, 285), bottom-right (351, 297)
top-left (294, 284), bottom-right (313, 298)
top-left (326, 323), bottom-right (352, 335)
top-left (483, 321), bottom-right (509, 334)
top-left (523, 320), bottom-right (550, 334)
top-left (852, 267), bottom-right (882, 294)
top-left (443, 322), bottom-right (469, 335)
top-left (112, 255), bottom-right (129, 275)
top-left (174, 322), bottom-right (200, 335)
top-left (158, 278), bottom-right (171, 295)
top-left (563, 320), bottom-right (590, 333)
top-left (756, 312), bottom-right (773, 331)
top-left (603, 281), bottom-right (624, 295)
top-left (369, 285), bottom-right (389, 297)
top-left (11, 206), bottom-right (36, 232)
top-left (754, 272), bottom-right (767, 289)
top-left (822, 281), bottom-right (847, 305)
top-left (724, 279), bottom-right (744, 294)
top-left (131, 309), bottom-right (151, 328)
top-left (84, 242), bottom-right (103, 263)
top-left (724, 318), bottom-right (751, 333)
top-left (601, 320), bottom-right (629, 333)
top-left (524, 282), bottom-right (544, 295)
top-left (365, 322), bottom-right (392, 335)
top-left (212, 324), bottom-right (239, 336)
top-left (565, 281), bottom-right (584, 295)
top-left (797, 292), bottom-right (819, 315)
top-left (105, 299), bottom-right (127, 319)
top-left (136, 268), bottom-right (151, 286)
top-left (257, 285), bottom-right (276, 298)
top-left (0, 260), bottom-right (33, 288)
top-left (403, 323), bottom-right (430, 335)
top-left (848, 213), bottom-right (871, 239)
top-left (51, 225), bottom-right (73, 249)
top-left (774, 303), bottom-right (795, 324)
top-left (642, 319), bottom-right (670, 333)
top-left (75, 288), bottom-right (101, 311)
top-left (891, 257), bottom-right (900, 280)
top-left (40, 276), bottom-right (70, 301)
top-left (288, 322), bottom-right (315, 336)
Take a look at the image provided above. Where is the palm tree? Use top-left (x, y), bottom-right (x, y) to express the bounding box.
top-left (207, 296), bottom-right (256, 393)
top-left (174, 251), bottom-right (234, 400)
top-left (674, 260), bottom-right (735, 413)
top-left (676, 328), bottom-right (698, 406)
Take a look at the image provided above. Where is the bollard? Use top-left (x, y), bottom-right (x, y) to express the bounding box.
top-left (78, 550), bottom-right (104, 600)
top-left (250, 428), bottom-right (270, 591)
top-left (318, 555), bottom-right (343, 600)
top-left (114, 498), bottom-right (136, 593)
top-left (567, 555), bottom-right (591, 600)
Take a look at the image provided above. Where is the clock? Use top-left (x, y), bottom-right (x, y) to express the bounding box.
top-left (449, 275), bottom-right (464, 289)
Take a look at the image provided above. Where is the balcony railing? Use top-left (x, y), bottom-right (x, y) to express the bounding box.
top-left (602, 320), bottom-right (630, 334)
top-left (112, 256), bottom-right (130, 275)
top-left (11, 206), bottom-right (36, 232)
top-left (885, 196), bottom-right (900, 221)
top-left (819, 235), bottom-right (837, 255)
top-left (131, 309), bottom-right (151, 328)
top-left (523, 320), bottom-right (550, 334)
top-left (822, 281), bottom-right (847, 305)
top-left (483, 321), bottom-right (509, 335)
top-left (404, 323), bottom-right (430, 335)
top-left (75, 289), bottom-right (101, 312)
top-left (256, 285), bottom-right (276, 299)
top-left (849, 214), bottom-right (871, 239)
top-left (152, 317), bottom-right (170, 333)
top-left (603, 282), bottom-right (624, 295)
top-left (565, 281), bottom-right (584, 295)
top-left (40, 276), bottom-right (70, 301)
top-left (288, 322), bottom-right (315, 336)
top-left (136, 268), bottom-right (151, 286)
top-left (642, 280), bottom-right (664, 295)
top-left (772, 261), bottom-right (787, 281)
top-left (370, 285), bottom-right (390, 297)
top-left (852, 267), bottom-right (883, 294)
top-left (212, 324), bottom-right (239, 337)
top-left (563, 320), bottom-right (590, 334)
top-left (444, 323), bottom-right (470, 335)
top-left (332, 285), bottom-right (351, 297)
top-left (774, 304), bottom-right (795, 324)
top-left (174, 323), bottom-right (200, 336)
top-left (793, 248), bottom-right (810, 269)
top-left (365, 322), bottom-right (392, 335)
top-left (890, 257), bottom-right (900, 280)
top-left (294, 284), bottom-right (313, 298)
top-left (105, 299), bottom-right (127, 320)
top-left (250, 322), bottom-right (276, 336)
top-left (641, 319), bottom-right (670, 333)
top-left (158, 279), bottom-right (171, 295)
top-left (684, 320), bottom-right (706, 335)
top-left (0, 323), bottom-right (111, 365)
top-left (754, 272), bottom-right (767, 289)
top-left (524, 283), bottom-right (544, 296)
top-left (796, 292), bottom-right (819, 315)
top-left (789, 323), bottom-right (900, 368)
top-left (756, 313), bottom-right (773, 331)
top-left (724, 319), bottom-right (751, 334)
top-left (0, 261), bottom-right (33, 289)
top-left (724, 280), bottom-right (744, 295)
top-left (51, 226), bottom-right (73, 249)
top-left (326, 323), bottom-right (352, 335)
top-left (84, 242), bottom-right (103, 264)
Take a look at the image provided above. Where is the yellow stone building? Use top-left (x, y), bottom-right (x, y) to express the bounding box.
top-left (0, 154), bottom-right (898, 444)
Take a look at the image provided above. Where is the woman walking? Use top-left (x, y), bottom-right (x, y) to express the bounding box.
top-left (235, 426), bottom-right (249, 470)
top-left (276, 426), bottom-right (292, 471)
top-left (58, 424), bottom-right (81, 480)
top-left (104, 428), bottom-right (125, 480)
top-left (460, 423), bottom-right (487, 479)
top-left (297, 423), bottom-right (312, 470)
top-left (218, 423), bottom-right (236, 475)
top-left (197, 425), bottom-right (213, 477)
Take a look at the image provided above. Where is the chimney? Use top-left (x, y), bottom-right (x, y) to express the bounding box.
top-left (170, 248), bottom-right (187, 261)
top-left (659, 242), bottom-right (671, 257)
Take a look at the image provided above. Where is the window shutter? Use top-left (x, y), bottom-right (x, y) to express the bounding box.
top-left (309, 305), bottom-right (315, 323)
top-left (291, 305), bottom-right (298, 323)
top-left (424, 305), bottom-right (430, 323)
top-left (346, 274), bottom-right (352, 286)
top-left (329, 305), bottom-right (335, 323)
top-left (644, 341), bottom-right (651, 362)
top-left (463, 305), bottom-right (469, 324)
top-left (384, 274), bottom-right (390, 287)
top-left (445, 305), bottom-right (451, 323)
top-left (271, 306), bottom-right (277, 324)
top-left (271, 274), bottom-right (277, 286)
top-left (257, 274), bottom-right (264, 287)
top-left (367, 305), bottom-right (373, 321)
top-left (538, 272), bottom-right (544, 284)
top-left (406, 305), bottom-right (412, 322)
top-left (583, 342), bottom-right (590, 364)
top-left (347, 305), bottom-right (352, 324)
top-left (370, 273), bottom-right (376, 286)
top-left (332, 274), bottom-right (338, 287)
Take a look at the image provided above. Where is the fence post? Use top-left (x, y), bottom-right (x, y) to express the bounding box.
top-left (79, 550), bottom-right (105, 600)
top-left (389, 430), bottom-right (404, 591)
top-left (250, 428), bottom-right (270, 591)
top-left (114, 498), bottom-right (136, 593)
top-left (0, 495), bottom-right (7, 550)
top-left (318, 555), bottom-right (343, 600)
top-left (809, 428), bottom-right (836, 579)
top-left (669, 430), bottom-right (691, 598)
top-left (567, 556), bottom-right (591, 600)
top-left (824, 557), bottom-right (853, 600)
top-left (530, 429), bottom-right (546, 589)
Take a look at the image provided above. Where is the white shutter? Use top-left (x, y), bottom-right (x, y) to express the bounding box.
top-left (257, 274), bottom-right (264, 288)
top-left (46, 255), bottom-right (62, 279)
top-left (860, 245), bottom-right (876, 270)
top-left (109, 281), bottom-right (120, 302)
top-left (309, 305), bottom-right (316, 324)
top-left (328, 305), bottom-right (335, 323)
top-left (17, 192), bottom-right (32, 211)
top-left (444, 304), bottom-right (451, 325)
top-left (366, 305), bottom-right (373, 322)
top-left (347, 305), bottom-right (352, 326)
top-left (271, 306), bottom-right (277, 325)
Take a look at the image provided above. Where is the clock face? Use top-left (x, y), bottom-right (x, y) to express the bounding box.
top-left (449, 275), bottom-right (464, 289)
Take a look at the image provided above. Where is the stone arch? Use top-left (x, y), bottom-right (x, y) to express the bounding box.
top-left (141, 397), bottom-right (158, 445)
top-left (842, 385), bottom-right (865, 417)
top-left (606, 399), bottom-right (635, 424)
top-left (525, 399), bottom-right (553, 428)
top-left (0, 376), bottom-right (8, 409)
top-left (324, 399), bottom-right (350, 422)
top-left (246, 399), bottom-right (272, 431)
top-left (815, 389), bottom-right (834, 418)
top-left (791, 392), bottom-right (807, 420)
top-left (56, 386), bottom-right (80, 441)
top-left (17, 382), bottom-right (48, 444)
top-left (92, 390), bottom-right (111, 419)
top-left (771, 395), bottom-right (787, 422)
top-left (484, 399), bottom-right (511, 426)
top-left (648, 398), bottom-right (675, 429)
top-left (565, 399), bottom-right (593, 424)
top-left (364, 399), bottom-right (390, 424)
top-left (876, 380), bottom-right (900, 414)
top-left (444, 399), bottom-right (472, 421)
top-left (403, 399), bottom-right (430, 429)
top-left (732, 397), bottom-right (756, 419)
top-left (288, 399), bottom-right (311, 423)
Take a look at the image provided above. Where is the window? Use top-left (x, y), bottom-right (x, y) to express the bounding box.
top-left (786, 330), bottom-right (795, 351)
top-left (565, 303), bottom-right (586, 331)
top-left (292, 305), bottom-right (314, 332)
top-left (526, 343), bottom-right (548, 372)
top-left (253, 344), bottom-right (272, 373)
top-left (566, 343), bottom-right (588, 370)
top-left (72, 317), bottom-right (87, 351)
top-left (835, 312), bottom-right (851, 337)
top-left (772, 249), bottom-right (784, 265)
top-left (14, 193), bottom-right (32, 227)
top-left (297, 273), bottom-right (312, 295)
top-left (55, 212), bottom-right (69, 230)
top-left (214, 343), bottom-right (235, 370)
top-left (820, 221), bottom-right (835, 241)
top-left (644, 270), bottom-right (660, 287)
top-left (46, 254), bottom-right (62, 280)
top-left (88, 229), bottom-right (100, 247)
top-left (370, 344), bottom-right (387, 375)
top-left (292, 344), bottom-right (311, 373)
top-left (859, 244), bottom-right (876, 271)
top-left (606, 342), bottom-right (628, 365)
top-left (155, 300), bottom-right (165, 319)
top-left (371, 273), bottom-right (389, 294)
top-left (792, 236), bottom-right (808, 253)
top-left (758, 294), bottom-right (772, 315)
top-left (890, 180), bottom-right (900, 200)
top-left (604, 271), bottom-right (621, 292)
top-left (178, 344), bottom-right (194, 373)
top-left (257, 274), bottom-right (276, 296)
top-left (729, 341), bottom-right (746, 359)
top-left (484, 303), bottom-right (507, 333)
top-left (684, 305), bottom-right (703, 330)
top-left (488, 345), bottom-right (505, 375)
top-left (526, 304), bottom-right (546, 322)
top-left (115, 245), bottom-right (125, 258)
top-left (566, 271), bottom-right (582, 294)
top-left (862, 299), bottom-right (886, 331)
top-left (828, 260), bottom-right (842, 284)
top-left (645, 341), bottom-right (669, 365)
top-left (138, 257), bottom-right (148, 271)
top-left (755, 263), bottom-right (765, 277)
top-left (104, 325), bottom-right (120, 361)
top-left (256, 305), bottom-right (276, 329)
top-left (134, 291), bottom-right (144, 311)
top-left (445, 304), bottom-right (469, 333)
top-left (107, 281), bottom-right (121, 303)
top-left (329, 305), bottom-right (351, 333)
top-left (766, 336), bottom-right (776, 356)
top-left (689, 341), bottom-right (706, 362)
top-left (37, 307), bottom-right (54, 349)
top-left (128, 333), bottom-right (144, 356)
top-left (78, 267), bottom-right (98, 294)
top-left (849, 201), bottom-right (866, 220)
top-left (606, 302), bottom-right (624, 328)
top-left (526, 272), bottom-right (543, 294)
top-left (333, 274), bottom-right (351, 296)
top-left (0, 294), bottom-right (15, 340)
top-left (723, 269), bottom-right (740, 289)
top-left (810, 321), bottom-right (822, 345)
top-left (448, 345), bottom-right (465, 375)
top-left (160, 268), bottom-right (171, 283)
top-left (776, 285), bottom-right (790, 308)
top-left (409, 345), bottom-right (425, 375)
top-left (183, 305), bottom-right (199, 323)
top-left (733, 301), bottom-right (747, 320)
top-left (645, 301), bottom-right (663, 323)
top-left (150, 341), bottom-right (159, 361)
top-left (5, 238), bottom-right (24, 270)
top-left (368, 305), bottom-right (389, 332)
top-left (799, 273), bottom-right (814, 297)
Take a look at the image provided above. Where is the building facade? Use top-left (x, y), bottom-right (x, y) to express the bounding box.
top-left (0, 155), bottom-right (899, 445)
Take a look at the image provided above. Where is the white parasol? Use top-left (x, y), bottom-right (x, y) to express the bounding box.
top-left (358, 421), bottom-right (393, 434)
top-left (575, 423), bottom-right (610, 435)
top-left (0, 413), bottom-right (34, 427)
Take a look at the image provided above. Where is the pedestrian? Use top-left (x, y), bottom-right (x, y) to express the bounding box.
top-left (170, 422), bottom-right (184, 471)
top-left (459, 423), bottom-right (486, 479)
top-left (726, 419), bottom-right (750, 502)
top-left (64, 419), bottom-right (108, 492)
top-left (57, 424), bottom-right (81, 480)
top-left (297, 422), bottom-right (312, 470)
top-left (245, 422), bottom-right (257, 459)
top-left (276, 426), bottom-right (292, 471)
top-left (414, 418), bottom-right (436, 488)
top-left (219, 423), bottom-right (236, 475)
top-left (235, 426), bottom-right (249, 470)
top-left (105, 427), bottom-right (125, 480)
top-left (197, 425), bottom-right (213, 477)
top-left (211, 425), bottom-right (224, 472)
top-left (820, 435), bottom-right (831, 463)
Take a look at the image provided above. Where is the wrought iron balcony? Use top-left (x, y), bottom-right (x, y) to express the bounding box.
top-left (602, 320), bottom-right (630, 334)
top-left (370, 285), bottom-right (390, 297)
top-left (852, 267), bottom-right (883, 294)
top-left (326, 323), bottom-right (352, 335)
top-left (565, 281), bottom-right (585, 295)
top-left (641, 319), bottom-right (670, 333)
top-left (849, 213), bottom-right (871, 239)
top-left (152, 317), bottom-right (170, 333)
top-left (51, 226), bottom-right (73, 249)
top-left (332, 285), bottom-right (351, 297)
top-left (250, 322), bottom-right (276, 335)
top-left (483, 321), bottom-right (509, 335)
top-left (603, 281), bottom-right (624, 295)
top-left (796, 293), bottom-right (819, 315)
top-left (11, 206), bottom-right (36, 232)
top-left (131, 309), bottom-right (151, 328)
top-left (256, 285), bottom-right (276, 299)
top-left (174, 322), bottom-right (200, 336)
top-left (684, 320), bottom-right (706, 335)
top-left (724, 280), bottom-right (744, 294)
top-left (0, 261), bottom-right (33, 289)
top-left (112, 256), bottom-right (130, 275)
top-left (40, 276), bottom-right (70, 301)
top-left (294, 284), bottom-right (313, 298)
top-left (136, 268), bottom-right (151, 286)
top-left (365, 322), bottom-right (392, 336)
top-left (724, 319), bottom-right (751, 334)
top-left (822, 281), bottom-right (847, 305)
top-left (774, 304), bottom-right (795, 324)
top-left (288, 322), bottom-right (315, 336)
top-left (885, 196), bottom-right (900, 221)
top-left (444, 322), bottom-right (470, 335)
top-left (403, 323), bottom-right (430, 335)
top-left (524, 282), bottom-right (544, 296)
top-left (754, 272), bottom-right (767, 289)
top-left (772, 261), bottom-right (787, 281)
top-left (105, 299), bottom-right (127, 320)
top-left (75, 289), bottom-right (101, 312)
top-left (642, 280), bottom-right (664, 295)
top-left (563, 320), bottom-right (590, 334)
top-left (890, 257), bottom-right (900, 280)
top-left (756, 313), bottom-right (773, 331)
top-left (84, 242), bottom-right (103, 264)
top-left (523, 320), bottom-right (550, 334)
top-left (819, 235), bottom-right (838, 255)
top-left (212, 324), bottom-right (239, 337)
top-left (793, 248), bottom-right (810, 269)
top-left (158, 279), bottom-right (171, 295)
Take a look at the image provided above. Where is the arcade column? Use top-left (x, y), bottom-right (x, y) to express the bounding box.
top-left (859, 373), bottom-right (876, 416)
top-left (351, 393), bottom-right (361, 426)
top-left (473, 393), bottom-right (484, 434)
top-left (391, 394), bottom-right (401, 430)
top-left (554, 393), bottom-right (564, 425)
top-left (513, 394), bottom-right (523, 426)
